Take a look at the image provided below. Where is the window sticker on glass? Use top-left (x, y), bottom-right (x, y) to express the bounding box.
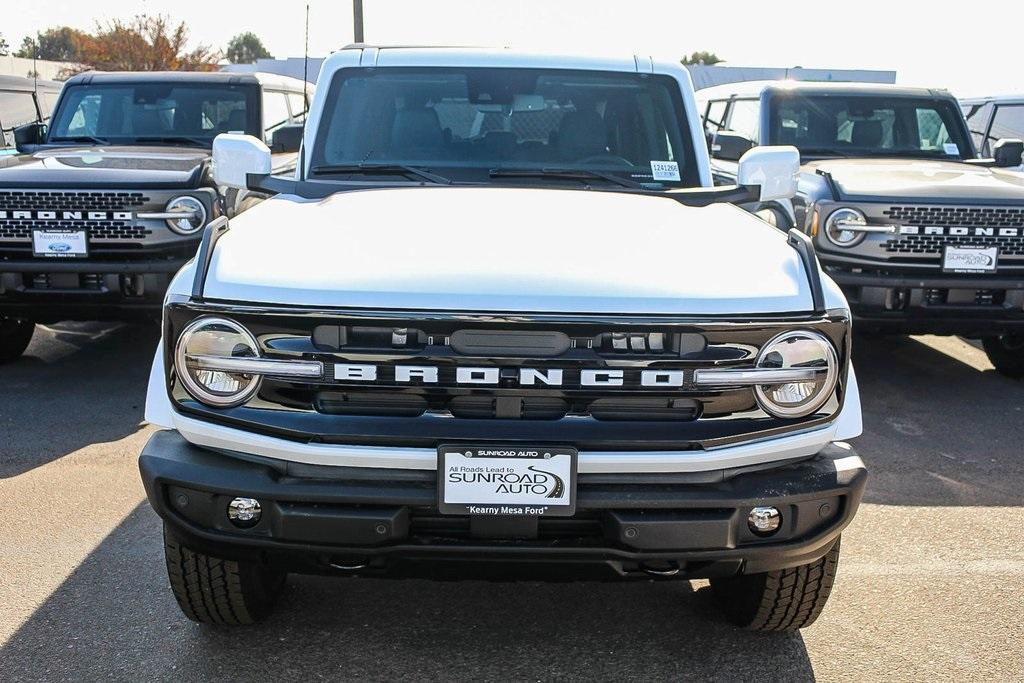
top-left (651, 160), bottom-right (680, 181)
top-left (943, 143), bottom-right (960, 156)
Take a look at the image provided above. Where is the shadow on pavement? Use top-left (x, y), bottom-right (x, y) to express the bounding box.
top-left (852, 333), bottom-right (1024, 507)
top-left (0, 322), bottom-right (158, 478)
top-left (0, 502), bottom-right (815, 682)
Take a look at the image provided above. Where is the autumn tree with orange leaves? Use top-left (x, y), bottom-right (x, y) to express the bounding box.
top-left (23, 15), bottom-right (219, 75)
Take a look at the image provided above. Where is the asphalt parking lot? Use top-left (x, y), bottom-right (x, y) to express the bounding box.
top-left (1, 323), bottom-right (1022, 681)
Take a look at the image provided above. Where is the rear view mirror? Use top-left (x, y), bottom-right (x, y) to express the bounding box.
top-left (737, 145), bottom-right (800, 202)
top-left (993, 138), bottom-right (1023, 168)
top-left (213, 133), bottom-right (272, 190)
top-left (711, 130), bottom-right (755, 161)
top-left (14, 122), bottom-right (46, 152)
top-left (270, 124), bottom-right (304, 154)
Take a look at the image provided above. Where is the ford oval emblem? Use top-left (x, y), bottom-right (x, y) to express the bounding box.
top-left (49, 242), bottom-right (72, 252)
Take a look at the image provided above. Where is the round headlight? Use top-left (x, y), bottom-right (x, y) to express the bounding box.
top-left (165, 196), bottom-right (207, 235)
top-left (824, 207), bottom-right (866, 247)
top-left (174, 317), bottom-right (261, 407)
top-left (754, 330), bottom-right (839, 419)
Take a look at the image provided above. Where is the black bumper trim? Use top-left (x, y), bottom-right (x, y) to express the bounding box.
top-left (140, 430), bottom-right (867, 577)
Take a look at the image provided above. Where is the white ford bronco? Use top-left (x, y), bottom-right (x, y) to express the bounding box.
top-left (140, 46), bottom-right (866, 631)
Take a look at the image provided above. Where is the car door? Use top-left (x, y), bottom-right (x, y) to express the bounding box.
top-left (262, 89), bottom-right (302, 174)
top-left (987, 103), bottom-right (1024, 169)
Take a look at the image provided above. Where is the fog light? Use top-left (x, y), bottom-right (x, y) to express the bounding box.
top-left (748, 506), bottom-right (781, 536)
top-left (227, 497), bottom-right (262, 528)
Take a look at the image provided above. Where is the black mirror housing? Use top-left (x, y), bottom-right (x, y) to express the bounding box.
top-left (711, 130), bottom-right (755, 162)
top-left (993, 138), bottom-right (1024, 168)
top-left (14, 122), bottom-right (46, 152)
top-left (271, 124), bottom-right (304, 154)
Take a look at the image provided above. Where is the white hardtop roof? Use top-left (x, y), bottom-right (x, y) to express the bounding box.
top-left (960, 94), bottom-right (1024, 105)
top-left (696, 79), bottom-right (951, 101)
top-left (322, 45), bottom-right (674, 74)
top-left (250, 71), bottom-right (315, 93)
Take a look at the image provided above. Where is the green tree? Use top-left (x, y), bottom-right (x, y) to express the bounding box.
top-left (15, 27), bottom-right (89, 61)
top-left (0, 34), bottom-right (9, 56)
top-left (225, 32), bottom-right (273, 64)
top-left (681, 51), bottom-right (723, 66)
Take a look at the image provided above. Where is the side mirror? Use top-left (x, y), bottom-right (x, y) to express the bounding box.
top-left (14, 122), bottom-right (46, 152)
top-left (737, 145), bottom-right (800, 202)
top-left (213, 133), bottom-right (272, 190)
top-left (993, 138), bottom-right (1023, 168)
top-left (270, 123), bottom-right (303, 154)
top-left (711, 130), bottom-right (755, 161)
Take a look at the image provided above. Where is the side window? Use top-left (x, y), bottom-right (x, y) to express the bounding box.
top-left (704, 100), bottom-right (728, 135)
top-left (989, 105), bottom-right (1024, 156)
top-left (915, 108), bottom-right (952, 151)
top-left (262, 91), bottom-right (291, 143)
top-left (962, 103), bottom-right (993, 154)
top-left (286, 92), bottom-right (307, 123)
top-left (726, 99), bottom-right (759, 142)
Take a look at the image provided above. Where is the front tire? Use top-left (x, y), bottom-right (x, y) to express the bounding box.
top-left (163, 526), bottom-right (286, 625)
top-left (709, 538), bottom-right (841, 632)
top-left (0, 317), bottom-right (35, 363)
top-left (982, 334), bottom-right (1024, 378)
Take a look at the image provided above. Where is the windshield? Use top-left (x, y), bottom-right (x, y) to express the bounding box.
top-left (48, 83), bottom-right (258, 145)
top-left (311, 67), bottom-right (700, 186)
top-left (766, 94), bottom-right (972, 159)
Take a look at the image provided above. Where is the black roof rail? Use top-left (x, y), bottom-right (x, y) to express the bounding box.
top-left (787, 228), bottom-right (826, 314)
top-left (191, 216), bottom-right (230, 300)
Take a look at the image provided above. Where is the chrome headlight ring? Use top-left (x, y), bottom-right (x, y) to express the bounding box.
top-left (753, 330), bottom-right (840, 419)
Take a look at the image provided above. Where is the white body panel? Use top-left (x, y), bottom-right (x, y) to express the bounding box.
top-left (145, 47), bottom-right (861, 474)
top-left (201, 186), bottom-right (827, 315)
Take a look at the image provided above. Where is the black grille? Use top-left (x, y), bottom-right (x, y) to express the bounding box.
top-left (881, 205), bottom-right (1024, 257)
top-left (883, 233), bottom-right (1024, 256)
top-left (0, 190), bottom-right (149, 211)
top-left (0, 219), bottom-right (151, 241)
top-left (0, 191), bottom-right (154, 242)
top-left (883, 205), bottom-right (1024, 228)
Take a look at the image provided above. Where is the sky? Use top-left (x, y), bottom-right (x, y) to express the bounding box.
top-left (4, 0), bottom-right (1022, 98)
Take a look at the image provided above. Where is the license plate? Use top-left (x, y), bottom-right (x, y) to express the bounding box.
top-left (943, 245), bottom-right (998, 273)
top-left (437, 445), bottom-right (577, 517)
top-left (32, 229), bottom-right (88, 259)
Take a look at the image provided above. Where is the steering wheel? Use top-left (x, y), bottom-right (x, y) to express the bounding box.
top-left (577, 154), bottom-right (633, 167)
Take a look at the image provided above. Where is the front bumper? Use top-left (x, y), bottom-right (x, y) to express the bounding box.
top-left (0, 257), bottom-right (187, 322)
top-left (827, 267), bottom-right (1024, 335)
top-left (140, 430), bottom-right (867, 579)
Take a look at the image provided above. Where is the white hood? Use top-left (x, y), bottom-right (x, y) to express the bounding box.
top-left (203, 186), bottom-right (820, 315)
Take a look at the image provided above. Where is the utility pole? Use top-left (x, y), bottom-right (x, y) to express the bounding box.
top-left (353, 0), bottom-right (365, 43)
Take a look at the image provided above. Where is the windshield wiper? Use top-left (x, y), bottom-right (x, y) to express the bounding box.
top-left (798, 148), bottom-right (851, 158)
top-left (311, 163), bottom-right (452, 185)
top-left (49, 135), bottom-right (110, 145)
top-left (489, 167), bottom-right (645, 189)
top-left (134, 135), bottom-right (212, 147)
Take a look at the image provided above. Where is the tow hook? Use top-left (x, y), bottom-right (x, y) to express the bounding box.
top-left (641, 561), bottom-right (681, 577)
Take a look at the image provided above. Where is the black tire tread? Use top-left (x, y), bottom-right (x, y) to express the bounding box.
top-left (711, 538), bottom-right (841, 632)
top-left (164, 528), bottom-right (282, 625)
top-left (982, 336), bottom-right (1024, 379)
top-left (0, 318), bottom-right (35, 363)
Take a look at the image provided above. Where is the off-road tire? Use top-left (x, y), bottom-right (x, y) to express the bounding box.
top-left (164, 526), bottom-right (286, 625)
top-left (0, 317), bottom-right (35, 363)
top-left (709, 538), bottom-right (841, 632)
top-left (982, 334), bottom-right (1024, 379)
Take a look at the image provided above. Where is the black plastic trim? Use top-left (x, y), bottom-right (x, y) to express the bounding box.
top-left (190, 216), bottom-right (230, 300)
top-left (245, 172), bottom-right (760, 207)
top-left (787, 228), bottom-right (826, 313)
